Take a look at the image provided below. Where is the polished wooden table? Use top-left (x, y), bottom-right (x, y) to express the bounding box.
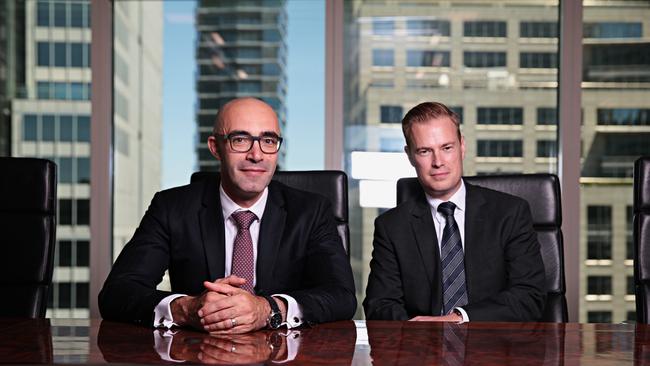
top-left (0, 318), bottom-right (648, 364)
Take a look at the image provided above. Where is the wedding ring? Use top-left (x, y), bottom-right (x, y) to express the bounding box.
top-left (231, 318), bottom-right (237, 327)
top-left (230, 344), bottom-right (236, 352)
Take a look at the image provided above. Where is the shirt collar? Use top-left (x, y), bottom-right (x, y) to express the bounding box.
top-left (219, 183), bottom-right (268, 221)
top-left (425, 179), bottom-right (466, 214)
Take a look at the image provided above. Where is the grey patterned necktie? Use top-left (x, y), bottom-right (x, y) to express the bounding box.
top-left (438, 202), bottom-right (468, 314)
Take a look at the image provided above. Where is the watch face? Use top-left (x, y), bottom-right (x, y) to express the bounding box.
top-left (268, 312), bottom-right (283, 329)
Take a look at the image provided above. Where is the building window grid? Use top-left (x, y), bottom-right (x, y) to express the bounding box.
top-left (477, 140), bottom-right (523, 158)
top-left (584, 22), bottom-right (642, 39)
top-left (587, 311), bottom-right (612, 323)
top-left (587, 276), bottom-right (612, 295)
top-left (36, 0), bottom-right (90, 28)
top-left (372, 49), bottom-right (394, 67)
top-left (536, 140), bottom-right (557, 158)
top-left (380, 105), bottom-right (403, 124)
top-left (406, 19), bottom-right (450, 37)
top-left (520, 52), bottom-right (558, 68)
top-left (37, 81), bottom-right (91, 101)
top-left (597, 108), bottom-right (650, 126)
top-left (477, 107), bottom-right (523, 125)
top-left (537, 107), bottom-right (557, 125)
top-left (372, 19), bottom-right (394, 36)
top-left (464, 21), bottom-right (506, 37)
top-left (37, 41), bottom-right (91, 68)
top-left (22, 114), bottom-right (91, 143)
top-left (406, 50), bottom-right (450, 67)
top-left (464, 51), bottom-right (507, 68)
top-left (520, 21), bottom-right (558, 38)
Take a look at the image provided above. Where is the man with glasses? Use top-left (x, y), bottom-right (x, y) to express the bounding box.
top-left (99, 98), bottom-right (356, 335)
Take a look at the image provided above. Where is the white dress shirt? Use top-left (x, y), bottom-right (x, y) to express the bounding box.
top-left (425, 180), bottom-right (469, 322)
top-left (153, 184), bottom-right (304, 329)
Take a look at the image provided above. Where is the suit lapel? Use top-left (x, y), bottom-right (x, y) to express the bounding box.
top-left (198, 177), bottom-right (226, 281)
top-left (409, 200), bottom-right (438, 288)
top-left (255, 182), bottom-right (286, 293)
top-left (463, 182), bottom-right (486, 302)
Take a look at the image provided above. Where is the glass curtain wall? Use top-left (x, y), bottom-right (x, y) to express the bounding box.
top-left (342, 0), bottom-right (560, 319)
top-left (579, 1), bottom-right (650, 323)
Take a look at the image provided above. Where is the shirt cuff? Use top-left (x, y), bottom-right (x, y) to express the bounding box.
top-left (272, 330), bottom-right (302, 363)
top-left (272, 294), bottom-right (303, 328)
top-left (455, 307), bottom-right (469, 323)
top-left (154, 294), bottom-right (186, 328)
top-left (153, 329), bottom-right (185, 363)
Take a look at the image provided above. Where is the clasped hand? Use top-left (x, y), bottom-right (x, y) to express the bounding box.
top-left (172, 275), bottom-right (272, 334)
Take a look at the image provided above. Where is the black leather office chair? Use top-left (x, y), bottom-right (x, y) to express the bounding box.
top-left (397, 174), bottom-right (568, 322)
top-left (0, 157), bottom-right (57, 318)
top-left (634, 156), bottom-right (650, 323)
top-left (191, 170), bottom-right (350, 255)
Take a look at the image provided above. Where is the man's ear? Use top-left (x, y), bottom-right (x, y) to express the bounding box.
top-left (404, 145), bottom-right (416, 167)
top-left (207, 136), bottom-right (222, 161)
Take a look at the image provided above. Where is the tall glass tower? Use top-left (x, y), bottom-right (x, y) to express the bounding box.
top-left (195, 0), bottom-right (287, 171)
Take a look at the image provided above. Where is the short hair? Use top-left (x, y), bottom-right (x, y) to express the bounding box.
top-left (401, 102), bottom-right (461, 146)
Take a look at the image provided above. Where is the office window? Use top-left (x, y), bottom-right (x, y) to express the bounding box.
top-left (54, 82), bottom-right (68, 99)
top-left (37, 42), bottom-right (50, 66)
top-left (70, 43), bottom-right (84, 67)
top-left (76, 283), bottom-right (89, 308)
top-left (115, 53), bottom-right (129, 85)
top-left (54, 2), bottom-right (67, 27)
top-left (628, 311), bottom-right (637, 322)
top-left (54, 43), bottom-right (66, 67)
top-left (380, 138), bottom-right (404, 152)
top-left (373, 49), bottom-right (394, 67)
top-left (58, 240), bottom-right (72, 266)
top-left (628, 276), bottom-right (635, 295)
top-left (115, 91), bottom-right (129, 120)
top-left (537, 140), bottom-right (556, 158)
top-left (23, 115), bottom-right (38, 141)
top-left (587, 206), bottom-right (612, 259)
top-left (450, 106), bottom-right (463, 124)
top-left (537, 107), bottom-right (557, 125)
top-left (42, 115), bottom-right (55, 141)
top-left (588, 311), bottom-right (612, 323)
top-left (477, 107), bottom-right (523, 125)
top-left (59, 158), bottom-right (73, 184)
top-left (59, 116), bottom-right (73, 142)
top-left (597, 108), bottom-right (650, 126)
top-left (584, 22), bottom-right (642, 38)
top-left (477, 140), bottom-right (523, 157)
top-left (57, 283), bottom-right (72, 309)
top-left (464, 51), bottom-right (506, 67)
top-left (37, 1), bottom-right (50, 26)
top-left (76, 241), bottom-right (90, 266)
top-left (70, 3), bottom-right (86, 28)
top-left (464, 21), bottom-right (506, 37)
top-left (407, 50), bottom-right (450, 67)
top-left (37, 82), bottom-right (50, 99)
top-left (520, 52), bottom-right (557, 68)
top-left (78, 158), bottom-right (90, 184)
top-left (59, 199), bottom-right (72, 225)
top-left (587, 276), bottom-right (612, 295)
top-left (406, 19), bottom-right (450, 37)
top-left (520, 21), bottom-right (558, 38)
top-left (380, 105), bottom-right (403, 124)
top-left (77, 116), bottom-right (90, 142)
top-left (627, 205), bottom-right (634, 260)
top-left (373, 19), bottom-right (394, 36)
top-left (77, 199), bottom-right (90, 226)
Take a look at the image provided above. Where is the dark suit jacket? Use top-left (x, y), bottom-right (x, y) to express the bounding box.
top-left (99, 178), bottom-right (356, 326)
top-left (363, 181), bottom-right (546, 321)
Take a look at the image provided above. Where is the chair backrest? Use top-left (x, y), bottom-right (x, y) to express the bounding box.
top-left (191, 170), bottom-right (350, 255)
top-left (0, 157), bottom-right (57, 318)
top-left (634, 156), bottom-right (650, 323)
top-left (397, 174), bottom-right (568, 322)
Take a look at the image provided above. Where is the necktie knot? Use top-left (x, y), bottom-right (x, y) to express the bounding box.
top-left (232, 210), bottom-right (257, 230)
top-left (438, 202), bottom-right (457, 217)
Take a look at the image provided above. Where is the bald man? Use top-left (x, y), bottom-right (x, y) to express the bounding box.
top-left (99, 98), bottom-right (356, 334)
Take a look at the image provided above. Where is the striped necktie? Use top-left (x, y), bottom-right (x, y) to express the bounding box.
top-left (438, 202), bottom-right (468, 314)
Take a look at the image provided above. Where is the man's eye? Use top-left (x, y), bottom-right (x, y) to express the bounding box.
top-left (416, 149), bottom-right (430, 156)
top-left (262, 137), bottom-right (277, 145)
top-left (231, 136), bottom-right (248, 144)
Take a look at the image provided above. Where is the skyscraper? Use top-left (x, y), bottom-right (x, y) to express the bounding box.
top-left (195, 0), bottom-right (287, 171)
top-left (6, 0), bottom-right (163, 318)
top-left (342, 0), bottom-right (650, 322)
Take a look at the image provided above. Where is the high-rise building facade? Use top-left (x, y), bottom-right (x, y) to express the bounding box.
top-left (6, 0), bottom-right (163, 318)
top-left (342, 0), bottom-right (650, 322)
top-left (195, 0), bottom-right (287, 171)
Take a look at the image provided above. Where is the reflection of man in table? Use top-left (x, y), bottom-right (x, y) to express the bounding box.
top-left (364, 101), bottom-right (546, 322)
top-left (99, 98), bottom-right (356, 333)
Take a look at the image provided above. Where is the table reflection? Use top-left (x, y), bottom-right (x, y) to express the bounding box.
top-left (97, 319), bottom-right (357, 364)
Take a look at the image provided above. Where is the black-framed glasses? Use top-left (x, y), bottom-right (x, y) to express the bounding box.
top-left (214, 133), bottom-right (283, 154)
